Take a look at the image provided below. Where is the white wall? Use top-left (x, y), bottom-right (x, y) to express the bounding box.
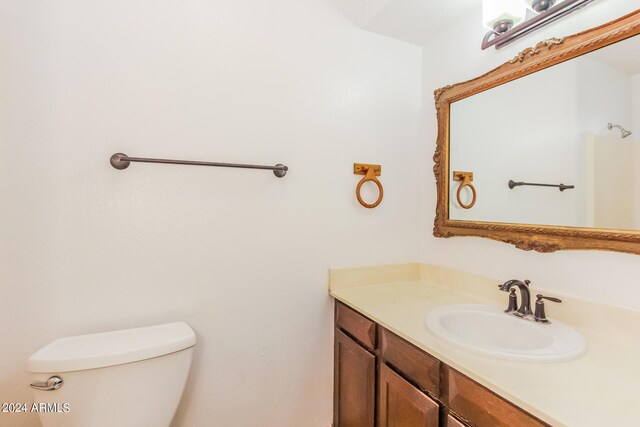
top-left (0, 1), bottom-right (421, 426)
top-left (588, 134), bottom-right (637, 229)
top-left (633, 73), bottom-right (640, 141)
top-left (420, 2), bottom-right (640, 312)
top-left (633, 73), bottom-right (640, 226)
top-left (576, 56), bottom-right (634, 228)
top-left (576, 56), bottom-right (633, 134)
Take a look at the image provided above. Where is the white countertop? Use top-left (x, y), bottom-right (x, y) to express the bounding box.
top-left (329, 264), bottom-right (640, 427)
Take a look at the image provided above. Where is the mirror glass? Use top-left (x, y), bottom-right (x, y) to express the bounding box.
top-left (449, 34), bottom-right (640, 230)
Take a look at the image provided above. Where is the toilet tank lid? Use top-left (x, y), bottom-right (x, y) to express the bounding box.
top-left (27, 322), bottom-right (196, 373)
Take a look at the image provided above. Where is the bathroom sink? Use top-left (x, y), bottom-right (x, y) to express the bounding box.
top-left (425, 304), bottom-right (586, 362)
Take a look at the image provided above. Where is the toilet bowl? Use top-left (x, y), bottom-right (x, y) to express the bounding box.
top-left (27, 322), bottom-right (196, 427)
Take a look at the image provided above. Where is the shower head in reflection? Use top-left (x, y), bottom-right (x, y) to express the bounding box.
top-left (608, 123), bottom-right (632, 138)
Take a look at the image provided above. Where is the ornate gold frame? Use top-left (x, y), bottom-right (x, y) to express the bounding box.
top-left (433, 10), bottom-right (640, 254)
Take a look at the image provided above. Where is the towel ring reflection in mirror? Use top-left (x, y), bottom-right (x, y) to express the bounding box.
top-left (354, 163), bottom-right (383, 209)
top-left (453, 171), bottom-right (476, 209)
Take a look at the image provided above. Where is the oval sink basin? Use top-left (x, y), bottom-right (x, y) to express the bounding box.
top-left (425, 304), bottom-right (586, 362)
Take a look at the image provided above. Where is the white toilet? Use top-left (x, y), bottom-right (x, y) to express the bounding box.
top-left (27, 322), bottom-right (196, 427)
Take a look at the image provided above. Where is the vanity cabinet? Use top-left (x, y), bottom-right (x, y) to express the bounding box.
top-left (447, 415), bottom-right (467, 427)
top-left (445, 367), bottom-right (546, 427)
top-left (379, 328), bottom-right (439, 395)
top-left (378, 363), bottom-right (439, 426)
top-left (334, 301), bottom-right (549, 427)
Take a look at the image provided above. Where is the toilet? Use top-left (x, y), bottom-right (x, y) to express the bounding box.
top-left (27, 322), bottom-right (196, 427)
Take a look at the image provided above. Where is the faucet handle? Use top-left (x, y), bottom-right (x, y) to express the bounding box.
top-left (538, 294), bottom-right (561, 303)
top-left (524, 279), bottom-right (531, 286)
top-left (533, 294), bottom-right (562, 323)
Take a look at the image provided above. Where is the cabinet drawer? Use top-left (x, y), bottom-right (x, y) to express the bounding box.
top-left (336, 302), bottom-right (376, 350)
top-left (380, 328), bottom-right (440, 396)
top-left (378, 364), bottom-right (439, 427)
top-left (446, 367), bottom-right (547, 427)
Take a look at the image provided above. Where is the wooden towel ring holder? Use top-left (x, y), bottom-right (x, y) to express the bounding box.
top-left (453, 171), bottom-right (476, 209)
top-left (354, 163), bottom-right (383, 209)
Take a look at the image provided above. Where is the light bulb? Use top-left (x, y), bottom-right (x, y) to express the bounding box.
top-left (483, 0), bottom-right (526, 33)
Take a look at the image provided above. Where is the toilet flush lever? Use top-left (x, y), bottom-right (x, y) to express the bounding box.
top-left (29, 376), bottom-right (63, 391)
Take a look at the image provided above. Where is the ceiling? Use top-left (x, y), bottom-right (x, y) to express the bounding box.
top-left (362, 0), bottom-right (481, 46)
top-left (586, 35), bottom-right (640, 75)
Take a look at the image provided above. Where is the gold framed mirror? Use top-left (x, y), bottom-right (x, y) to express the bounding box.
top-left (433, 10), bottom-right (640, 254)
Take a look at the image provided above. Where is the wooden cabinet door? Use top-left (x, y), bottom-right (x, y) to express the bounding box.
top-left (378, 364), bottom-right (439, 427)
top-left (334, 329), bottom-right (376, 427)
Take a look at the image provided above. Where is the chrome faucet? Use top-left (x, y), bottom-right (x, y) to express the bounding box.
top-left (499, 279), bottom-right (562, 323)
top-left (498, 279), bottom-right (532, 317)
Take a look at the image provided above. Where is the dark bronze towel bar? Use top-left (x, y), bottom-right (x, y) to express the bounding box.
top-left (110, 153), bottom-right (288, 177)
top-left (508, 180), bottom-right (573, 192)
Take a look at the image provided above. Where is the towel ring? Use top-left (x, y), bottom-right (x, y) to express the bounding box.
top-left (453, 171), bottom-right (476, 209)
top-left (354, 163), bottom-right (383, 209)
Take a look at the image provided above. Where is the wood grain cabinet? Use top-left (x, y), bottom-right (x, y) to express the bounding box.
top-left (378, 364), bottom-right (439, 427)
top-left (334, 329), bottom-right (376, 427)
top-left (447, 414), bottom-right (467, 427)
top-left (379, 328), bottom-right (440, 396)
top-left (336, 303), bottom-right (376, 351)
top-left (445, 366), bottom-right (546, 427)
top-left (334, 301), bottom-right (549, 427)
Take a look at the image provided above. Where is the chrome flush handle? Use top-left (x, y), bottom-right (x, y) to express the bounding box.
top-left (29, 376), bottom-right (63, 391)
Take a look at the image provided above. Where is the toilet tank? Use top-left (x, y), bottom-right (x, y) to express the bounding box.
top-left (27, 322), bottom-right (196, 427)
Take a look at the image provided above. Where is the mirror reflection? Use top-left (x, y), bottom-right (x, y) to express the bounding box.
top-left (449, 34), bottom-right (640, 230)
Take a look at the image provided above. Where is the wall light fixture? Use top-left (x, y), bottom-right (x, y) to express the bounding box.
top-left (481, 0), bottom-right (595, 50)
